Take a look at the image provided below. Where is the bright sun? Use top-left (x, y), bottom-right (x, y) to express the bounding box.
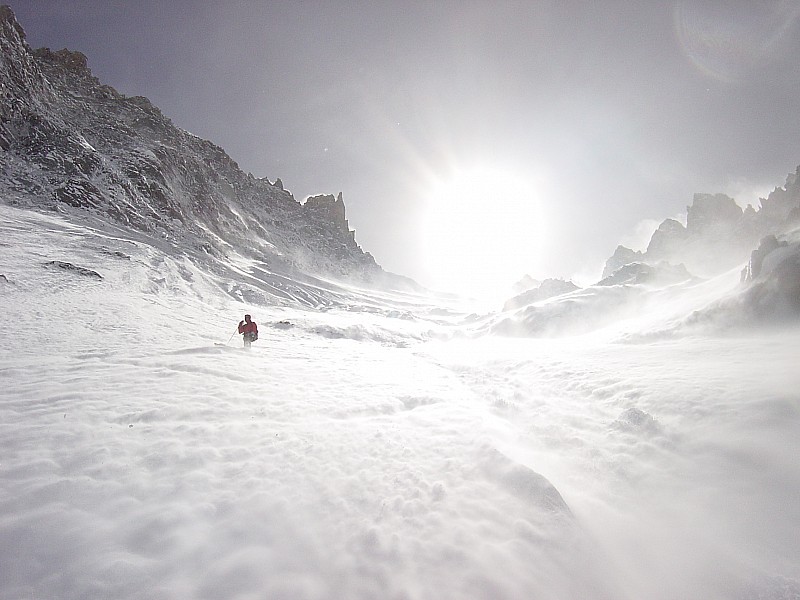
top-left (421, 165), bottom-right (544, 299)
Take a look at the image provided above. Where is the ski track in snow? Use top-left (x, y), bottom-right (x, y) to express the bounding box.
top-left (1, 206), bottom-right (800, 600)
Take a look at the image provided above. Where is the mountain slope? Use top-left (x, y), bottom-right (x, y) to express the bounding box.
top-left (0, 5), bottom-right (391, 288)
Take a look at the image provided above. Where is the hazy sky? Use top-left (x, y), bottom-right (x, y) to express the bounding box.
top-left (13, 1), bottom-right (800, 295)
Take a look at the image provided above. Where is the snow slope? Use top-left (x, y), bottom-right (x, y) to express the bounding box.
top-left (1, 205), bottom-right (799, 599)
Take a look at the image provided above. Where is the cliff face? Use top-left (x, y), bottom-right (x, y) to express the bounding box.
top-left (0, 6), bottom-right (380, 281)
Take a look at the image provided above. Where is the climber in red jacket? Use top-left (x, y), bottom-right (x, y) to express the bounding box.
top-left (238, 314), bottom-right (258, 348)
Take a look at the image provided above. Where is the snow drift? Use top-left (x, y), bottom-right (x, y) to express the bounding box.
top-left (2, 201), bottom-right (800, 600)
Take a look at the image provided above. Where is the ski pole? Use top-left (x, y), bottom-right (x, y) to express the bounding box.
top-left (224, 327), bottom-right (238, 345)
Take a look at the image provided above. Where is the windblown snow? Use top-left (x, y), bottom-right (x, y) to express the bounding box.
top-left (1, 204), bottom-right (799, 600)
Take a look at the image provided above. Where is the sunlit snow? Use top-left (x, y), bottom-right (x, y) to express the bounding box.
top-left (1, 205), bottom-right (799, 600)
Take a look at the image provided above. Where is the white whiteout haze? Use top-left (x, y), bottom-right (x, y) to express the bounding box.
top-left (2, 205), bottom-right (799, 600)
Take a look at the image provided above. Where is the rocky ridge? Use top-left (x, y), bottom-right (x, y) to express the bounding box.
top-left (0, 6), bottom-right (388, 285)
top-left (602, 168), bottom-right (800, 280)
top-left (499, 168), bottom-right (800, 335)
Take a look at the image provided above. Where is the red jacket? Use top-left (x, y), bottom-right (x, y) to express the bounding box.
top-left (238, 321), bottom-right (258, 335)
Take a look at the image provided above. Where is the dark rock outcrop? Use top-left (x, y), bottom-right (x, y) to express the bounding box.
top-left (304, 193), bottom-right (349, 234)
top-left (44, 260), bottom-right (103, 279)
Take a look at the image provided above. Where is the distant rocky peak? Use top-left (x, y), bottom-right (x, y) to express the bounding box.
top-left (655, 218), bottom-right (686, 234)
top-left (686, 193), bottom-right (742, 232)
top-left (646, 218), bottom-right (687, 258)
top-left (603, 165), bottom-right (800, 281)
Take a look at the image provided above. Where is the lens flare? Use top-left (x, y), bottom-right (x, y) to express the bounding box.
top-left (674, 1), bottom-right (800, 83)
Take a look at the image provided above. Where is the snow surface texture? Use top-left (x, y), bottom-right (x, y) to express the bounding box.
top-left (1, 205), bottom-right (800, 600)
